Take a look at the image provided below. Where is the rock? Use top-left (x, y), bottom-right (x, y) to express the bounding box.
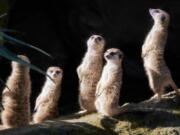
top-left (0, 92), bottom-right (179, 135)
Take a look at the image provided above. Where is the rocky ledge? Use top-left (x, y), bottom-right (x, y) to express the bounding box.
top-left (0, 91), bottom-right (180, 135)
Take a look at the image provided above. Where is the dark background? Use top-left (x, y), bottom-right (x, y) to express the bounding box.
top-left (1, 0), bottom-right (180, 114)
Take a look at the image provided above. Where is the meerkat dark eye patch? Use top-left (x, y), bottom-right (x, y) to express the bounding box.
top-left (161, 15), bottom-right (166, 22)
top-left (119, 54), bottom-right (123, 58)
top-left (91, 36), bottom-right (95, 39)
top-left (56, 70), bottom-right (61, 74)
top-left (49, 70), bottom-right (53, 73)
top-left (154, 9), bottom-right (160, 13)
top-left (106, 54), bottom-right (113, 59)
top-left (109, 52), bottom-right (116, 56)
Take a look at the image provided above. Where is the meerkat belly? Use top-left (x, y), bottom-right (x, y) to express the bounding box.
top-left (80, 80), bottom-right (97, 103)
top-left (98, 82), bottom-right (119, 104)
top-left (80, 72), bottom-right (100, 92)
top-left (144, 53), bottom-right (164, 70)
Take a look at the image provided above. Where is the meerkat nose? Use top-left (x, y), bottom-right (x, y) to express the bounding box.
top-left (105, 54), bottom-right (111, 59)
top-left (97, 36), bottom-right (102, 41)
top-left (95, 36), bottom-right (103, 43)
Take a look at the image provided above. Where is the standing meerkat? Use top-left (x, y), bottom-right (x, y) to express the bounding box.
top-left (33, 67), bottom-right (63, 123)
top-left (1, 55), bottom-right (31, 128)
top-left (77, 35), bottom-right (105, 114)
top-left (95, 48), bottom-right (124, 117)
top-left (142, 8), bottom-right (180, 101)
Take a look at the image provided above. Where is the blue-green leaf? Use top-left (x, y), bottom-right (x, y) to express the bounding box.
top-left (0, 29), bottom-right (19, 33)
top-left (0, 32), bottom-right (53, 58)
top-left (0, 45), bottom-right (52, 79)
top-left (0, 13), bottom-right (7, 19)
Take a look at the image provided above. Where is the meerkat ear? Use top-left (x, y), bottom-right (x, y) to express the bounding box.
top-left (161, 15), bottom-right (166, 22)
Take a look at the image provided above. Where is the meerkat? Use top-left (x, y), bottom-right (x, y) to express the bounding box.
top-left (77, 35), bottom-right (105, 114)
top-left (142, 8), bottom-right (180, 101)
top-left (1, 55), bottom-right (31, 128)
top-left (95, 48), bottom-right (124, 117)
top-left (33, 67), bottom-right (63, 123)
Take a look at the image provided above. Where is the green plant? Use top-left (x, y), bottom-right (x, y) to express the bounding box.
top-left (0, 13), bottom-right (53, 86)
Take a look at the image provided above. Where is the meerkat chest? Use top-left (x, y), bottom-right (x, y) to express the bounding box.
top-left (83, 56), bottom-right (102, 68)
top-left (144, 53), bottom-right (165, 70)
top-left (41, 84), bottom-right (57, 96)
top-left (81, 57), bottom-right (102, 79)
top-left (101, 65), bottom-right (120, 84)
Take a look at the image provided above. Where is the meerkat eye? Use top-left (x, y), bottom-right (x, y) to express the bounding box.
top-left (109, 52), bottom-right (116, 56)
top-left (56, 70), bottom-right (61, 74)
top-left (96, 36), bottom-right (102, 41)
top-left (49, 70), bottom-right (53, 73)
top-left (91, 36), bottom-right (95, 39)
top-left (154, 9), bottom-right (160, 13)
top-left (119, 54), bottom-right (123, 58)
top-left (160, 15), bottom-right (166, 22)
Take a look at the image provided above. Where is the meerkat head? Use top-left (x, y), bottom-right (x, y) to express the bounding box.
top-left (104, 48), bottom-right (124, 64)
top-left (149, 8), bottom-right (170, 27)
top-left (46, 66), bottom-right (63, 83)
top-left (12, 55), bottom-right (30, 71)
top-left (87, 35), bottom-right (105, 53)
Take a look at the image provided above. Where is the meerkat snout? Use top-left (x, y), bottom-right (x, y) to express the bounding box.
top-left (104, 48), bottom-right (123, 61)
top-left (87, 35), bottom-right (105, 50)
top-left (47, 67), bottom-right (63, 81)
top-left (149, 8), bottom-right (160, 15)
top-left (90, 35), bottom-right (103, 42)
top-left (93, 36), bottom-right (103, 43)
top-left (149, 8), bottom-right (169, 25)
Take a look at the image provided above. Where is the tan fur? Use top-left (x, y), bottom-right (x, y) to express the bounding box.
top-left (95, 48), bottom-right (124, 116)
top-left (33, 67), bottom-right (63, 123)
top-left (77, 35), bottom-right (105, 113)
top-left (1, 55), bottom-right (31, 128)
top-left (142, 9), bottom-right (180, 100)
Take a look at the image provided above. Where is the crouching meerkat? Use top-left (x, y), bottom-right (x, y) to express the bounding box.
top-left (33, 67), bottom-right (63, 123)
top-left (95, 48), bottom-right (124, 117)
top-left (142, 8), bottom-right (180, 101)
top-left (77, 35), bottom-right (105, 114)
top-left (1, 55), bottom-right (31, 128)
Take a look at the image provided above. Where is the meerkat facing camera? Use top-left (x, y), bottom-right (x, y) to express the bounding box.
top-left (77, 35), bottom-right (105, 114)
top-left (142, 8), bottom-right (180, 101)
top-left (95, 48), bottom-right (124, 117)
top-left (1, 55), bottom-right (31, 128)
top-left (33, 67), bottom-right (63, 123)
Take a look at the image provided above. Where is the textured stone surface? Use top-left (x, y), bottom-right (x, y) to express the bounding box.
top-left (0, 92), bottom-right (180, 135)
